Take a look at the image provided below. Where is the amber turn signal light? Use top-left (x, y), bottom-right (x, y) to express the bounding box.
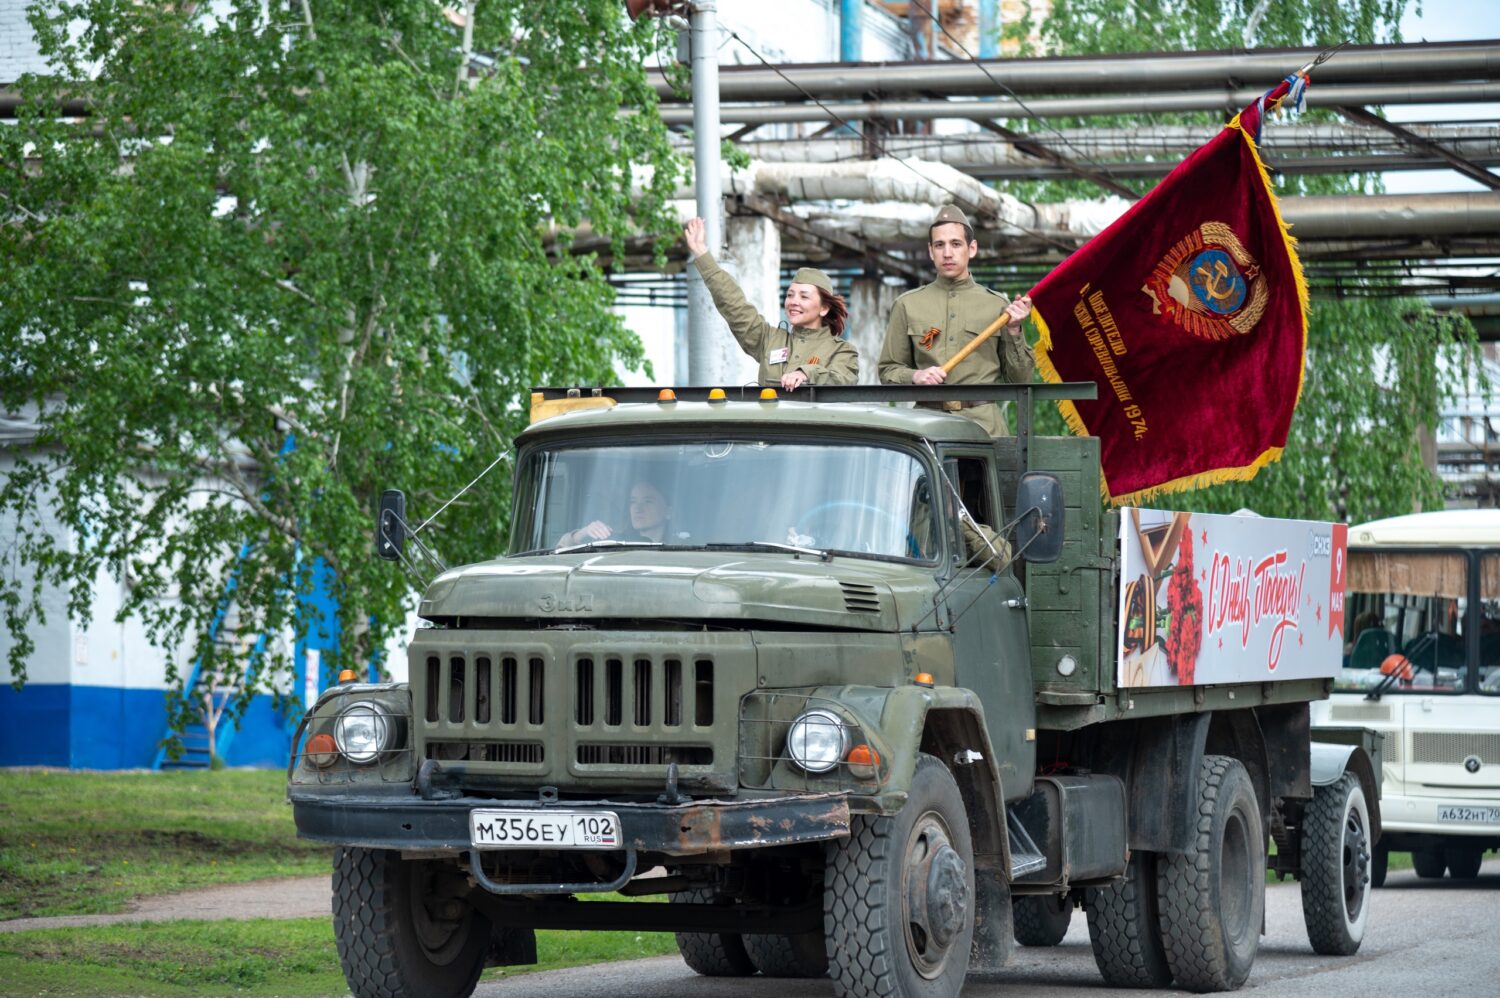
top-left (846, 743), bottom-right (881, 780)
top-left (306, 732), bottom-right (338, 768)
top-left (338, 668), bottom-right (357, 683)
top-left (913, 672), bottom-right (935, 687)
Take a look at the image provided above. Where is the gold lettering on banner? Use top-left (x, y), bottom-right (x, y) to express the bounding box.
top-left (1075, 290), bottom-right (1148, 439)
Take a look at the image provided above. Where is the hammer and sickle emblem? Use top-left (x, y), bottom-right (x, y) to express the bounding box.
top-left (1196, 259), bottom-right (1236, 303)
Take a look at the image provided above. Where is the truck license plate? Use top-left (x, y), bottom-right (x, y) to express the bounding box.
top-left (469, 809), bottom-right (621, 849)
top-left (1436, 805), bottom-right (1500, 824)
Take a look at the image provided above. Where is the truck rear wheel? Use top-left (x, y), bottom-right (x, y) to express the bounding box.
top-left (1444, 844), bottom-right (1484, 879)
top-left (743, 930), bottom-right (829, 978)
top-left (1156, 755), bottom-right (1265, 992)
top-left (1085, 850), bottom-right (1173, 988)
top-left (1299, 772), bottom-right (1371, 955)
top-left (670, 887), bottom-right (756, 977)
top-left (825, 753), bottom-right (974, 998)
top-left (1013, 893), bottom-right (1072, 947)
top-left (332, 847), bottom-right (490, 998)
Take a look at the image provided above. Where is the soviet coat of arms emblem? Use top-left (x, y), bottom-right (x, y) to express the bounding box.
top-left (1141, 221), bottom-right (1268, 340)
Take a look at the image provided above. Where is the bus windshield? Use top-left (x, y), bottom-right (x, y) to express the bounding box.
top-left (1339, 551), bottom-right (1471, 694)
top-left (509, 439), bottom-right (941, 564)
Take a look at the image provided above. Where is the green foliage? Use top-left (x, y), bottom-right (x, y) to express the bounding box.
top-left (0, 3), bottom-right (683, 720)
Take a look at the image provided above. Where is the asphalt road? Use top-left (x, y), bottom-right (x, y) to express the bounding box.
top-left (475, 860), bottom-right (1500, 997)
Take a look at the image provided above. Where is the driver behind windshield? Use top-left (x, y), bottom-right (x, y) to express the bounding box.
top-left (557, 481), bottom-right (684, 548)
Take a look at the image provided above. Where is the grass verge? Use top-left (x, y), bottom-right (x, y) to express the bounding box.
top-left (0, 917), bottom-right (679, 997)
top-left (0, 769), bottom-right (325, 919)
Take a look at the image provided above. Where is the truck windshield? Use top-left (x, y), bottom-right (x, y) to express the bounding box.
top-left (1338, 551), bottom-right (1469, 694)
top-left (510, 439), bottom-right (939, 563)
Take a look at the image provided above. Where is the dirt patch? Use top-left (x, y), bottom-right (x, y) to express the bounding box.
top-left (0, 874), bottom-right (332, 934)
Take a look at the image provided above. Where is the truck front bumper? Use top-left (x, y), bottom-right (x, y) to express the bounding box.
top-left (289, 790), bottom-right (851, 856)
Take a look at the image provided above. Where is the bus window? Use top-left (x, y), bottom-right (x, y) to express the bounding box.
top-left (1483, 554), bottom-right (1500, 695)
top-left (1339, 551), bottom-right (1466, 694)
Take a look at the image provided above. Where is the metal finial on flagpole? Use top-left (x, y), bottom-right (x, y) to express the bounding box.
top-left (1297, 38), bottom-right (1353, 77)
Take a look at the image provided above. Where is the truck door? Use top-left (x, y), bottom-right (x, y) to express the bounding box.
top-left (939, 450), bottom-right (1036, 801)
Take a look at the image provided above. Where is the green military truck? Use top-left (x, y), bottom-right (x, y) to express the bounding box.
top-left (287, 384), bottom-right (1380, 998)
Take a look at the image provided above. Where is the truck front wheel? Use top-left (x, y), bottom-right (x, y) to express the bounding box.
top-left (1013, 893), bottom-right (1072, 947)
top-left (332, 847), bottom-right (491, 998)
top-left (825, 753), bottom-right (974, 998)
top-left (1299, 772), bottom-right (1372, 955)
top-left (1156, 755), bottom-right (1265, 992)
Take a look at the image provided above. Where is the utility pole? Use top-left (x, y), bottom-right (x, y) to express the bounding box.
top-left (687, 1), bottom-right (723, 384)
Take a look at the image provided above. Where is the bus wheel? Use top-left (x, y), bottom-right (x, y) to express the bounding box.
top-left (1412, 847), bottom-right (1447, 879)
top-left (1156, 756), bottom-right (1265, 992)
top-left (1444, 845), bottom-right (1484, 880)
top-left (1299, 772), bottom-right (1372, 955)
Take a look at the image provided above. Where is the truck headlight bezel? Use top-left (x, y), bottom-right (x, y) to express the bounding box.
top-left (785, 708), bottom-right (849, 773)
top-left (333, 701), bottom-right (394, 764)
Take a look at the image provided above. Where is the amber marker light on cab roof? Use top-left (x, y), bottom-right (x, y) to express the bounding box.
top-left (760, 388), bottom-right (778, 401)
top-left (708, 388), bottom-right (727, 402)
top-left (338, 668), bottom-right (357, 683)
top-left (914, 672), bottom-right (935, 687)
top-left (846, 743), bottom-right (881, 780)
top-left (657, 388), bottom-right (677, 402)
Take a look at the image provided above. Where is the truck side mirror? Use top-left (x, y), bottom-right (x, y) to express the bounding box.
top-left (376, 489), bottom-right (407, 561)
top-left (1014, 473), bottom-right (1065, 564)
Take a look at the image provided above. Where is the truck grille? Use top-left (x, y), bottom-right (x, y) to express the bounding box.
top-left (414, 643), bottom-right (730, 786)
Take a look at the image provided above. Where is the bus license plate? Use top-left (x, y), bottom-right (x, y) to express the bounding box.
top-left (469, 809), bottom-right (621, 849)
top-left (1436, 805), bottom-right (1500, 824)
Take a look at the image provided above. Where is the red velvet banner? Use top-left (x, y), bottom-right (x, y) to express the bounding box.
top-left (1031, 82), bottom-right (1309, 504)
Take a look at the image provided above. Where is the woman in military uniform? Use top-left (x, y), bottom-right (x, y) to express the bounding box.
top-left (683, 217), bottom-right (858, 390)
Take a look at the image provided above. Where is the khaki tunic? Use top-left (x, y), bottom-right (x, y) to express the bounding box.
top-left (877, 274), bottom-right (1035, 436)
top-left (694, 253), bottom-right (859, 387)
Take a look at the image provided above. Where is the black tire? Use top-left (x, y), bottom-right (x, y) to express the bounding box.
top-left (1371, 844), bottom-right (1388, 888)
top-left (1014, 893), bottom-right (1072, 947)
top-left (332, 847), bottom-right (490, 998)
top-left (825, 753), bottom-right (974, 998)
top-left (1156, 755), bottom-right (1265, 992)
top-left (1412, 847), bottom-right (1447, 879)
top-left (1085, 850), bottom-right (1173, 988)
top-left (670, 887), bottom-right (756, 977)
top-left (744, 930), bottom-right (829, 978)
top-left (1299, 773), bottom-right (1372, 956)
top-left (1444, 844), bottom-right (1484, 880)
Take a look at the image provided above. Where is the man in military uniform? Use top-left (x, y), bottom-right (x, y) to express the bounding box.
top-left (877, 204), bottom-right (1034, 436)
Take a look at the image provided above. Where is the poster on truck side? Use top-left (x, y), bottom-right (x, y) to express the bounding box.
top-left (1117, 509), bottom-right (1347, 688)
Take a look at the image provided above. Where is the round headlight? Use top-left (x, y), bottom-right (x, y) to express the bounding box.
top-left (786, 709), bottom-right (849, 774)
top-left (334, 702), bottom-right (392, 764)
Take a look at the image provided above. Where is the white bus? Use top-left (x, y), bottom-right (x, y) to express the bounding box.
top-left (1311, 509), bottom-right (1500, 883)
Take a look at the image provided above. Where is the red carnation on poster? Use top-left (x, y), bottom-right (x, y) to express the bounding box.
top-left (1165, 528), bottom-right (1204, 684)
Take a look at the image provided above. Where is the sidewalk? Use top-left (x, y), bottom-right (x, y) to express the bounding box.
top-left (0, 874), bottom-right (332, 934)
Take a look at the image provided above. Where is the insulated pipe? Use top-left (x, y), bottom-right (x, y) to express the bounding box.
top-left (656, 81), bottom-right (1500, 126)
top-left (649, 40), bottom-right (1500, 101)
top-left (840, 0), bottom-right (862, 63)
top-left (688, 1), bottom-right (724, 385)
top-left (1281, 192), bottom-right (1500, 238)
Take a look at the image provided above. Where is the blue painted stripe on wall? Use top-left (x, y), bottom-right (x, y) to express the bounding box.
top-left (0, 683), bottom-right (296, 770)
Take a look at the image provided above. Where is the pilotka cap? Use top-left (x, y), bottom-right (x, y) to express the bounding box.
top-left (931, 204), bottom-right (969, 228)
top-left (790, 267), bottom-right (835, 295)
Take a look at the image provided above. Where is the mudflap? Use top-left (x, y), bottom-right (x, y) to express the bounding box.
top-left (969, 867), bottom-right (1016, 974)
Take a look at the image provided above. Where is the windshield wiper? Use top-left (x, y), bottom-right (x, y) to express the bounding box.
top-left (554, 539), bottom-right (662, 554)
top-left (704, 540), bottom-right (832, 561)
